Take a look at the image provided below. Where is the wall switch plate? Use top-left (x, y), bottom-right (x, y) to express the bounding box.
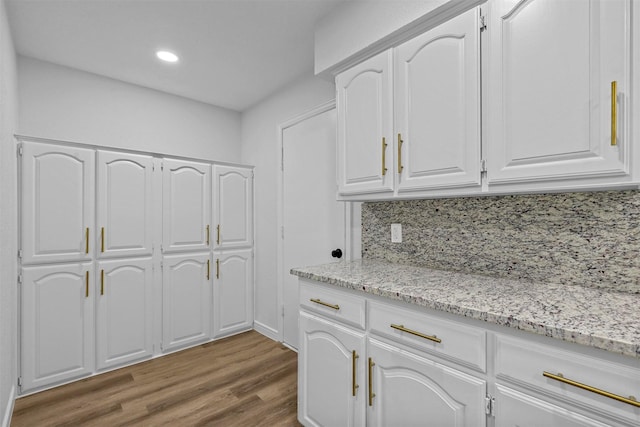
top-left (391, 223), bottom-right (402, 243)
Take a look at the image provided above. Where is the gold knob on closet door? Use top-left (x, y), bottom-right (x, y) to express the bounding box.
top-left (397, 133), bottom-right (404, 173)
top-left (381, 137), bottom-right (388, 176)
top-left (611, 81), bottom-right (618, 146)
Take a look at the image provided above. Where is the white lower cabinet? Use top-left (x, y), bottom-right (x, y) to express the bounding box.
top-left (212, 249), bottom-right (253, 338)
top-left (162, 253), bottom-right (212, 351)
top-left (96, 258), bottom-right (153, 370)
top-left (367, 338), bottom-right (486, 427)
top-left (299, 312), bottom-right (366, 427)
top-left (21, 263), bottom-right (94, 392)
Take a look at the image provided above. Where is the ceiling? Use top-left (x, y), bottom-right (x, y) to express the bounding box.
top-left (6, 0), bottom-right (346, 111)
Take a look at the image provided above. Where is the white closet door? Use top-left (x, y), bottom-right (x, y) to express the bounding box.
top-left (162, 253), bottom-right (211, 351)
top-left (213, 165), bottom-right (253, 250)
top-left (212, 249), bottom-right (253, 338)
top-left (97, 151), bottom-right (154, 258)
top-left (162, 159), bottom-right (211, 254)
top-left (21, 263), bottom-right (94, 392)
top-left (21, 142), bottom-right (95, 265)
top-left (96, 258), bottom-right (153, 370)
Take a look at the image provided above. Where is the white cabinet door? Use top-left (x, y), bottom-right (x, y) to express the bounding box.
top-left (213, 165), bottom-right (253, 250)
top-left (367, 338), bottom-right (486, 427)
top-left (162, 159), bottom-right (211, 254)
top-left (96, 258), bottom-right (153, 370)
top-left (299, 312), bottom-right (366, 427)
top-left (162, 253), bottom-right (211, 351)
top-left (494, 384), bottom-right (612, 427)
top-left (487, 0), bottom-right (631, 187)
top-left (21, 263), bottom-right (94, 392)
top-left (337, 50), bottom-right (394, 196)
top-left (212, 249), bottom-right (253, 338)
top-left (21, 142), bottom-right (95, 265)
top-left (395, 8), bottom-right (481, 192)
top-left (96, 151), bottom-right (154, 258)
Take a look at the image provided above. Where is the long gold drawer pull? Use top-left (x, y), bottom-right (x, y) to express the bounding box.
top-left (206, 225), bottom-right (210, 246)
top-left (390, 324), bottom-right (442, 343)
top-left (352, 350), bottom-right (359, 397)
top-left (207, 259), bottom-right (210, 280)
top-left (101, 227), bottom-right (105, 252)
top-left (216, 258), bottom-right (220, 279)
top-left (85, 271), bottom-right (89, 297)
top-left (381, 137), bottom-right (388, 176)
top-left (216, 224), bottom-right (221, 245)
top-left (543, 372), bottom-right (640, 408)
top-left (100, 269), bottom-right (104, 295)
top-left (611, 81), bottom-right (617, 146)
top-left (85, 227), bottom-right (90, 254)
top-left (309, 298), bottom-right (340, 310)
top-left (397, 133), bottom-right (404, 174)
top-left (368, 357), bottom-right (375, 406)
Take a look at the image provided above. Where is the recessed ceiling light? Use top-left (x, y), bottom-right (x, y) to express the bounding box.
top-left (156, 50), bottom-right (179, 63)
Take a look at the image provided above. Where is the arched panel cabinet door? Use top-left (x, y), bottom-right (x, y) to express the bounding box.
top-left (21, 141), bottom-right (95, 265)
top-left (96, 257), bottom-right (153, 370)
top-left (162, 253), bottom-right (211, 351)
top-left (367, 338), bottom-right (486, 427)
top-left (486, 0), bottom-right (632, 189)
top-left (212, 165), bottom-right (254, 250)
top-left (21, 263), bottom-right (94, 392)
top-left (162, 158), bottom-right (211, 254)
top-left (336, 50), bottom-right (394, 197)
top-left (96, 151), bottom-right (154, 258)
top-left (212, 249), bottom-right (253, 338)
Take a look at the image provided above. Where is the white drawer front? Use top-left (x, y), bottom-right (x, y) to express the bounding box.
top-left (368, 300), bottom-right (486, 372)
top-left (496, 334), bottom-right (640, 424)
top-left (299, 280), bottom-right (366, 329)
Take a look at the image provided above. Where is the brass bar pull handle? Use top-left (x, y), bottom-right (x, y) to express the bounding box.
top-left (216, 259), bottom-right (220, 279)
top-left (368, 358), bottom-right (375, 406)
top-left (101, 227), bottom-right (105, 253)
top-left (352, 350), bottom-right (359, 397)
top-left (85, 271), bottom-right (89, 297)
top-left (543, 372), bottom-right (640, 408)
top-left (390, 324), bottom-right (442, 343)
top-left (309, 298), bottom-right (340, 310)
top-left (206, 225), bottom-right (210, 246)
top-left (381, 137), bottom-right (388, 176)
top-left (207, 259), bottom-right (210, 280)
top-left (216, 224), bottom-right (221, 245)
top-left (397, 133), bottom-right (404, 174)
top-left (100, 270), bottom-right (104, 295)
top-left (85, 228), bottom-right (90, 254)
top-left (611, 81), bottom-right (617, 146)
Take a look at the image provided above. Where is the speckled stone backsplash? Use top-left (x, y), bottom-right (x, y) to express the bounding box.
top-left (361, 191), bottom-right (640, 294)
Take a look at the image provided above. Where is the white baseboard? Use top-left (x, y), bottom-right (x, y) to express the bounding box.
top-left (1, 385), bottom-right (16, 427)
top-left (253, 321), bottom-right (280, 342)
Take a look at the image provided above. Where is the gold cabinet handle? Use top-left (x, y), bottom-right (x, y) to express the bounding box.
top-left (611, 81), bottom-right (617, 146)
top-left (543, 372), bottom-right (640, 408)
top-left (368, 357), bottom-right (375, 406)
top-left (216, 258), bottom-right (220, 279)
top-left (206, 225), bottom-right (210, 246)
top-left (216, 224), bottom-right (221, 245)
top-left (207, 259), bottom-right (210, 280)
top-left (100, 269), bottom-right (104, 295)
top-left (390, 324), bottom-right (442, 343)
top-left (397, 133), bottom-right (404, 174)
top-left (352, 350), bottom-right (359, 397)
top-left (101, 227), bottom-right (105, 253)
top-left (309, 298), bottom-right (340, 310)
top-left (85, 271), bottom-right (89, 297)
top-left (85, 227), bottom-right (90, 254)
top-left (381, 137), bottom-right (388, 176)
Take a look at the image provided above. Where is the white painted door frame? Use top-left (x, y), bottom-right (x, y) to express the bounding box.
top-left (276, 99), bottom-right (358, 344)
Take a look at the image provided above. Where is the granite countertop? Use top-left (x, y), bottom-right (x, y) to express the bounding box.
top-left (291, 259), bottom-right (640, 359)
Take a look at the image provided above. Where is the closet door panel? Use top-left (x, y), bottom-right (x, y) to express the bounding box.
top-left (213, 165), bottom-right (253, 250)
top-left (212, 249), bottom-right (253, 338)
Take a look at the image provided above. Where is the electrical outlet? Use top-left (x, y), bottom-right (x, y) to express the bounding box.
top-left (391, 223), bottom-right (402, 243)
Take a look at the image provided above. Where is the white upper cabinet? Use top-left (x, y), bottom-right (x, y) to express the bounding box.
top-left (213, 165), bottom-right (253, 250)
top-left (337, 50), bottom-right (394, 197)
top-left (97, 151), bottom-right (154, 258)
top-left (395, 8), bottom-right (481, 193)
top-left (212, 249), bottom-right (254, 338)
top-left (21, 142), bottom-right (95, 265)
top-left (486, 0), bottom-right (632, 189)
top-left (162, 159), bottom-right (211, 254)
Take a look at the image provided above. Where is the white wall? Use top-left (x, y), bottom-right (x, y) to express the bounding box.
top-left (0, 0), bottom-right (18, 424)
top-left (18, 56), bottom-right (242, 162)
top-left (241, 74), bottom-right (335, 339)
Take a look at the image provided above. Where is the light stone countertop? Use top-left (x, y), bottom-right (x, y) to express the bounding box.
top-left (290, 259), bottom-right (640, 359)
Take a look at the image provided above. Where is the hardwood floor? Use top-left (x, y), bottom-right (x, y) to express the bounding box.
top-left (12, 331), bottom-right (302, 426)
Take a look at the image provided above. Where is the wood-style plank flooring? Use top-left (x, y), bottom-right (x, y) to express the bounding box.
top-left (12, 331), bottom-right (302, 426)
